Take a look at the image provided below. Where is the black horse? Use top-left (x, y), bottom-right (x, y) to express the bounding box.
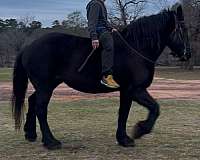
top-left (12, 5), bottom-right (191, 149)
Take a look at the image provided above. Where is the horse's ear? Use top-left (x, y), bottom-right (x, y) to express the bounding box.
top-left (177, 4), bottom-right (184, 21)
top-left (171, 3), bottom-right (184, 21)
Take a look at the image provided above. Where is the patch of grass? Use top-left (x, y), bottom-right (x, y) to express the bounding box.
top-left (0, 99), bottom-right (200, 160)
top-left (0, 68), bottom-right (12, 82)
top-left (155, 67), bottom-right (200, 80)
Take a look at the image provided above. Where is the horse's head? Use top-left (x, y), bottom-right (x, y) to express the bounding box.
top-left (167, 3), bottom-right (191, 61)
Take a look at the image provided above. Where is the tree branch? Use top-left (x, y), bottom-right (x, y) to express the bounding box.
top-left (123, 0), bottom-right (147, 9)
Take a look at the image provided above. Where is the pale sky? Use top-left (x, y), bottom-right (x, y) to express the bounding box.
top-left (0, 0), bottom-right (178, 27)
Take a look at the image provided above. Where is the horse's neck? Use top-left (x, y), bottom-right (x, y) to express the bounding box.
top-left (138, 12), bottom-right (176, 61)
top-left (155, 12), bottom-right (175, 59)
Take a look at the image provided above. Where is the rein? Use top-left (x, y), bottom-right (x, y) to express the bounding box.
top-left (115, 31), bottom-right (157, 65)
top-left (78, 48), bottom-right (96, 72)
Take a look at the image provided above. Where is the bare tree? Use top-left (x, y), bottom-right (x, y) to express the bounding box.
top-left (18, 16), bottom-right (35, 28)
top-left (180, 0), bottom-right (200, 68)
top-left (0, 29), bottom-right (26, 66)
top-left (52, 20), bottom-right (61, 28)
top-left (110, 0), bottom-right (148, 27)
top-left (148, 0), bottom-right (172, 10)
top-left (62, 11), bottom-right (87, 28)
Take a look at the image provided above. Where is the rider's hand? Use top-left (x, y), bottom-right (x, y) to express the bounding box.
top-left (92, 40), bottom-right (99, 49)
top-left (112, 28), bottom-right (117, 32)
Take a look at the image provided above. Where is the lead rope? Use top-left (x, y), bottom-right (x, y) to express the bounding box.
top-left (115, 31), bottom-right (157, 64)
top-left (115, 31), bottom-right (169, 66)
top-left (78, 48), bottom-right (96, 72)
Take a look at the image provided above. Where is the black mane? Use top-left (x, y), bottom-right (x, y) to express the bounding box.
top-left (122, 10), bottom-right (176, 49)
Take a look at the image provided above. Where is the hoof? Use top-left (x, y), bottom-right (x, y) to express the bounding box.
top-left (25, 133), bottom-right (37, 142)
top-left (43, 140), bottom-right (62, 150)
top-left (117, 136), bottom-right (135, 147)
top-left (133, 122), bottom-right (151, 139)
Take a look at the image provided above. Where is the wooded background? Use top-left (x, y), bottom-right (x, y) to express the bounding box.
top-left (0, 0), bottom-right (199, 68)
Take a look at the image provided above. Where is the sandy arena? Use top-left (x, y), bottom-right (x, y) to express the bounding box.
top-left (1, 77), bottom-right (200, 102)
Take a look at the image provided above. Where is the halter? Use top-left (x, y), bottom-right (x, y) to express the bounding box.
top-left (169, 13), bottom-right (191, 60)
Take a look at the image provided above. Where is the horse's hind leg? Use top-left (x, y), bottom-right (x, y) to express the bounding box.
top-left (24, 92), bottom-right (37, 142)
top-left (132, 88), bottom-right (160, 139)
top-left (35, 88), bottom-right (61, 150)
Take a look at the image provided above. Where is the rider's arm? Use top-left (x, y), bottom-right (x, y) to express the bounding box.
top-left (87, 3), bottom-right (100, 40)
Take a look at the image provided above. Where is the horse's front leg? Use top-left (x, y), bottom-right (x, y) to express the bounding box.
top-left (116, 88), bottom-right (135, 147)
top-left (132, 88), bottom-right (160, 139)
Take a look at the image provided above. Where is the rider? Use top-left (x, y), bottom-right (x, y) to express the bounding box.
top-left (86, 0), bottom-right (120, 89)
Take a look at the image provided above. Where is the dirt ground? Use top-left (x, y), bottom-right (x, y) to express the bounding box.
top-left (0, 76), bottom-right (200, 160)
top-left (0, 77), bottom-right (200, 102)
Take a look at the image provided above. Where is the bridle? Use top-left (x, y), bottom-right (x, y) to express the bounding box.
top-left (169, 13), bottom-right (191, 61)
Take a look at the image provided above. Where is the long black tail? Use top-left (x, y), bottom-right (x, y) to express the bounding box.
top-left (11, 52), bottom-right (28, 130)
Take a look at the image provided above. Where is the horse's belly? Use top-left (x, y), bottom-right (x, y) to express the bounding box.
top-left (63, 74), bottom-right (117, 94)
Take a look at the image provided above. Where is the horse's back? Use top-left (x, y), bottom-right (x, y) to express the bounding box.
top-left (23, 32), bottom-right (91, 57)
top-left (20, 33), bottom-right (91, 87)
